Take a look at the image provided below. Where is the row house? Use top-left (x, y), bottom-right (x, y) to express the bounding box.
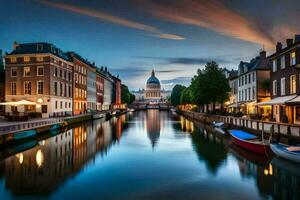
top-left (258, 35), bottom-right (300, 124)
top-left (3, 42), bottom-right (122, 118)
top-left (4, 42), bottom-right (73, 118)
top-left (236, 50), bottom-right (271, 117)
top-left (226, 70), bottom-right (238, 113)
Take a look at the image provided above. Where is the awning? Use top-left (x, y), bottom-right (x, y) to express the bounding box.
top-left (256, 95), bottom-right (297, 106)
top-left (286, 95), bottom-right (300, 104)
top-left (0, 100), bottom-right (37, 106)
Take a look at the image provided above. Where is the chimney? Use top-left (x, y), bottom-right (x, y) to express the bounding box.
top-left (276, 42), bottom-right (282, 52)
top-left (295, 34), bottom-right (300, 43)
top-left (13, 41), bottom-right (19, 50)
top-left (286, 39), bottom-right (293, 47)
top-left (260, 50), bottom-right (266, 58)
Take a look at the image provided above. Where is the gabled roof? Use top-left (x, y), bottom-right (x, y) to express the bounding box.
top-left (7, 42), bottom-right (70, 61)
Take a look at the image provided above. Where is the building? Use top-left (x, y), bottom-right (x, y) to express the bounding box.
top-left (237, 50), bottom-right (271, 117)
top-left (132, 70), bottom-right (171, 102)
top-left (0, 50), bottom-right (5, 114)
top-left (4, 42), bottom-right (73, 118)
top-left (112, 76), bottom-right (121, 109)
top-left (87, 65), bottom-right (97, 112)
top-left (96, 68), bottom-right (105, 111)
top-left (258, 35), bottom-right (300, 124)
top-left (226, 70), bottom-right (238, 113)
top-left (66, 52), bottom-right (88, 115)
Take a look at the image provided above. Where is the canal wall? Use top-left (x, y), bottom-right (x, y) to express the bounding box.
top-left (181, 110), bottom-right (300, 143)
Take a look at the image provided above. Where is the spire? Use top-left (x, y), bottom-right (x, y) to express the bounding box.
top-left (151, 69), bottom-right (155, 77)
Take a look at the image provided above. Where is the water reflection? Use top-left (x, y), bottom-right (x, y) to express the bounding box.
top-left (0, 112), bottom-right (299, 200)
top-left (2, 115), bottom-right (129, 195)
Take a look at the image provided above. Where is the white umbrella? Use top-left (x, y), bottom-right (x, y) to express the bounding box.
top-left (0, 100), bottom-right (37, 106)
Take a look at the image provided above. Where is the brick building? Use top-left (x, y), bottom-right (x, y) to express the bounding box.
top-left (4, 42), bottom-right (73, 118)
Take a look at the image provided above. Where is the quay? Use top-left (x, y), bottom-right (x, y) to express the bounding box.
top-left (181, 110), bottom-right (300, 143)
top-left (0, 109), bottom-right (127, 146)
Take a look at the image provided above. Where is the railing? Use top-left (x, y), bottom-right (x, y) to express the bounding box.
top-left (182, 110), bottom-right (300, 140)
top-left (0, 118), bottom-right (63, 134)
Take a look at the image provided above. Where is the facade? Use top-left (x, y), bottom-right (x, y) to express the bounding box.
top-left (4, 42), bottom-right (73, 118)
top-left (0, 50), bottom-right (5, 114)
top-left (87, 66), bottom-right (97, 112)
top-left (96, 68), bottom-right (104, 111)
top-left (236, 50), bottom-right (271, 117)
top-left (259, 35), bottom-right (300, 124)
top-left (226, 70), bottom-right (238, 113)
top-left (66, 52), bottom-right (88, 115)
top-left (132, 70), bottom-right (171, 102)
top-left (112, 76), bottom-right (121, 109)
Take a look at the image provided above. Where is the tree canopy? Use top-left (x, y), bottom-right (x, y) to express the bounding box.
top-left (170, 84), bottom-right (186, 106)
top-left (121, 84), bottom-right (135, 105)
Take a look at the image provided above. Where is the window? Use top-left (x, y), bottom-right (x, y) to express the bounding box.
top-left (252, 72), bottom-right (255, 82)
top-left (55, 68), bottom-right (59, 77)
top-left (68, 73), bottom-right (71, 81)
top-left (24, 81), bottom-right (31, 95)
top-left (272, 60), bottom-right (277, 72)
top-left (291, 52), bottom-right (296, 66)
top-left (11, 82), bottom-right (16, 95)
top-left (37, 66), bottom-right (44, 76)
top-left (64, 71), bottom-right (66, 79)
top-left (252, 87), bottom-right (256, 99)
top-left (281, 56), bottom-right (285, 69)
top-left (37, 81), bottom-right (44, 94)
top-left (273, 80), bottom-right (277, 96)
top-left (11, 68), bottom-right (17, 77)
top-left (54, 82), bottom-right (58, 95)
top-left (245, 89), bottom-right (247, 100)
top-left (248, 74), bottom-right (251, 84)
top-left (60, 70), bottom-right (62, 78)
top-left (24, 67), bottom-right (30, 77)
top-left (60, 101), bottom-right (63, 109)
top-left (248, 88), bottom-right (251, 100)
top-left (24, 56), bottom-right (30, 62)
top-left (55, 101), bottom-right (58, 109)
top-left (10, 57), bottom-right (17, 63)
top-left (280, 77), bottom-right (285, 95)
top-left (290, 75), bottom-right (296, 94)
top-left (36, 56), bottom-right (43, 62)
top-left (60, 83), bottom-right (63, 96)
top-left (65, 102), bottom-right (67, 108)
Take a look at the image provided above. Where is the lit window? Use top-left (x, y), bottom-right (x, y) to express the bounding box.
top-left (273, 80), bottom-right (277, 96)
top-left (10, 57), bottom-right (17, 62)
top-left (37, 81), bottom-right (44, 94)
top-left (11, 68), bottom-right (17, 77)
top-left (290, 75), bottom-right (296, 94)
top-left (272, 60), bottom-right (277, 72)
top-left (280, 77), bottom-right (285, 95)
top-left (36, 56), bottom-right (43, 62)
top-left (291, 52), bottom-right (296, 66)
top-left (281, 56), bottom-right (285, 69)
top-left (37, 66), bottom-right (44, 76)
top-left (11, 82), bottom-right (16, 95)
top-left (24, 81), bottom-right (31, 95)
top-left (24, 67), bottom-right (30, 77)
top-left (24, 56), bottom-right (30, 62)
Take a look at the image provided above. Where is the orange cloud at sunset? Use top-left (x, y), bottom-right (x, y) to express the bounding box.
top-left (37, 0), bottom-right (184, 40)
top-left (142, 0), bottom-right (275, 47)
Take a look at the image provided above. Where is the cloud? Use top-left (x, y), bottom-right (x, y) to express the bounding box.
top-left (36, 0), bottom-right (184, 40)
top-left (141, 0), bottom-right (276, 46)
top-left (161, 77), bottom-right (191, 86)
top-left (138, 56), bottom-right (238, 65)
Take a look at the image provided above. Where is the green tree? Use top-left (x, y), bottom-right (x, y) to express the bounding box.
top-left (180, 87), bottom-right (192, 104)
top-left (121, 84), bottom-right (135, 105)
top-left (170, 84), bottom-right (186, 106)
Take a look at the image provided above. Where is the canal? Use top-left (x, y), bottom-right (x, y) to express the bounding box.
top-left (0, 110), bottom-right (299, 200)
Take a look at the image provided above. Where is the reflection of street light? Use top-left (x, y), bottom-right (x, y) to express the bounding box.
top-left (16, 153), bottom-right (23, 165)
top-left (36, 150), bottom-right (44, 168)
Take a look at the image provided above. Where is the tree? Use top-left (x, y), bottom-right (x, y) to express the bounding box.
top-left (180, 87), bottom-right (192, 104)
top-left (189, 61), bottom-right (230, 111)
top-left (121, 84), bottom-right (135, 105)
top-left (170, 84), bottom-right (186, 106)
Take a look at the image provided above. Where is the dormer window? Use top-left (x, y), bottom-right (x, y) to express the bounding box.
top-left (37, 44), bottom-right (43, 51)
top-left (24, 56), bottom-right (30, 62)
top-left (291, 52), bottom-right (296, 66)
top-left (272, 60), bottom-right (277, 72)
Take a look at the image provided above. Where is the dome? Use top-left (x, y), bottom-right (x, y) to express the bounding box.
top-left (146, 70), bottom-right (160, 85)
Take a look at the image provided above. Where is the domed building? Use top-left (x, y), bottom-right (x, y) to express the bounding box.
top-left (132, 70), bottom-right (171, 102)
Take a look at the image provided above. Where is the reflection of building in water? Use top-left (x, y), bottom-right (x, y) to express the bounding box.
top-left (146, 110), bottom-right (160, 149)
top-left (2, 118), bottom-right (126, 195)
top-left (180, 116), bottom-right (194, 133)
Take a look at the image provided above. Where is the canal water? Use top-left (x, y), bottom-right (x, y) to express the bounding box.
top-left (0, 110), bottom-right (299, 200)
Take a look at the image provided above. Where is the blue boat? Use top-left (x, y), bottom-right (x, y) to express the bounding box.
top-left (13, 130), bottom-right (36, 141)
top-left (50, 123), bottom-right (62, 132)
top-left (270, 143), bottom-right (300, 163)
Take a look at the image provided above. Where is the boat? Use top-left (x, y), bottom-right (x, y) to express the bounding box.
top-left (270, 143), bottom-right (300, 163)
top-left (228, 130), bottom-right (271, 155)
top-left (212, 121), bottom-right (224, 128)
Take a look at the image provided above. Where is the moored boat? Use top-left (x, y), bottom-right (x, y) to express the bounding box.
top-left (270, 143), bottom-right (300, 163)
top-left (228, 130), bottom-right (271, 155)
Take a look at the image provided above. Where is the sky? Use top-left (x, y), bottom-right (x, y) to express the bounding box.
top-left (1, 0), bottom-right (300, 90)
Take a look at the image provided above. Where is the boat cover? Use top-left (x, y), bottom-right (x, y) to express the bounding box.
top-left (229, 130), bottom-right (257, 140)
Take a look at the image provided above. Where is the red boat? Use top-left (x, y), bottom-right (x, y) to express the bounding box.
top-left (228, 130), bottom-right (271, 155)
